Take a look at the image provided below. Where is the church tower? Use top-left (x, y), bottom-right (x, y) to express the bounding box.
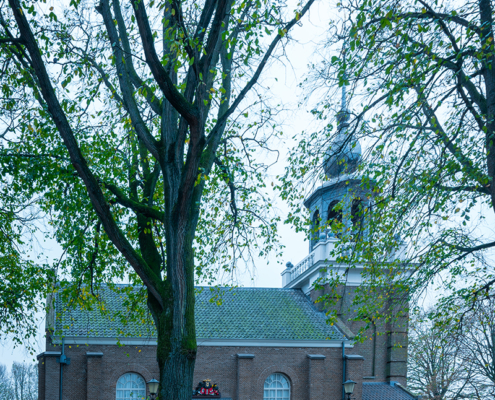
top-left (281, 79), bottom-right (370, 291)
top-left (281, 81), bottom-right (409, 388)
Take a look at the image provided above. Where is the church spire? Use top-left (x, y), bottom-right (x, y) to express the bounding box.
top-left (336, 43), bottom-right (350, 132)
top-left (324, 43), bottom-right (360, 179)
top-left (341, 63), bottom-right (347, 112)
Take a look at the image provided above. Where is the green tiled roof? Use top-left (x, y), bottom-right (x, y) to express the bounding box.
top-left (54, 286), bottom-right (343, 341)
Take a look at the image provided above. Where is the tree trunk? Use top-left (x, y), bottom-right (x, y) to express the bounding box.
top-left (147, 222), bottom-right (197, 400)
top-left (156, 308), bottom-right (196, 400)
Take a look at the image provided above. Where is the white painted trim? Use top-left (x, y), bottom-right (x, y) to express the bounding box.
top-left (52, 336), bottom-right (354, 348)
top-left (285, 260), bottom-right (325, 288)
top-left (51, 337), bottom-right (157, 346)
top-left (285, 261), bottom-right (363, 290)
top-left (196, 339), bottom-right (353, 348)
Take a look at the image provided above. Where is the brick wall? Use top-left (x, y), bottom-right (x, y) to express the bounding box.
top-left (38, 352), bottom-right (46, 400)
top-left (39, 283), bottom-right (407, 399)
top-left (41, 341), bottom-right (158, 400)
top-left (310, 284), bottom-right (408, 386)
top-left (40, 342), bottom-right (367, 400)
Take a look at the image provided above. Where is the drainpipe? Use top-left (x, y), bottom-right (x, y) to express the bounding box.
top-left (57, 338), bottom-right (71, 400)
top-left (342, 341), bottom-right (346, 400)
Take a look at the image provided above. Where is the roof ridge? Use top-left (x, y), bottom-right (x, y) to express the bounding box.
top-left (57, 283), bottom-right (301, 290)
top-left (298, 291), bottom-right (345, 333)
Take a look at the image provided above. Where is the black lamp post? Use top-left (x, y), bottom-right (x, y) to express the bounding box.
top-left (147, 378), bottom-right (159, 400)
top-left (343, 379), bottom-right (356, 400)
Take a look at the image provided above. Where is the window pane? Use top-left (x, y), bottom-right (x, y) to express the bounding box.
top-left (116, 373), bottom-right (147, 400)
top-left (263, 373), bottom-right (290, 400)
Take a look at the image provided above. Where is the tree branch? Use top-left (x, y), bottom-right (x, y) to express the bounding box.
top-left (112, 0), bottom-right (162, 115)
top-left (436, 183), bottom-right (490, 195)
top-left (96, 0), bottom-right (160, 160)
top-left (102, 180), bottom-right (164, 221)
top-left (0, 37), bottom-right (24, 44)
top-left (453, 240), bottom-right (495, 254)
top-left (408, 38), bottom-right (487, 115)
top-left (207, 0), bottom-right (316, 146)
top-left (169, 0), bottom-right (196, 62)
top-left (415, 87), bottom-right (488, 186)
top-left (214, 157), bottom-right (237, 227)
top-left (8, 0), bottom-right (164, 309)
top-left (364, 11), bottom-right (481, 36)
top-left (130, 0), bottom-right (198, 125)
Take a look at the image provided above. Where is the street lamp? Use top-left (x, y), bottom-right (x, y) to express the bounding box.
top-left (343, 379), bottom-right (356, 400)
top-left (147, 378), bottom-right (159, 399)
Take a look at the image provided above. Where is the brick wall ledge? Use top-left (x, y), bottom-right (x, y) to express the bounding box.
top-left (36, 351), bottom-right (61, 360)
top-left (307, 354), bottom-right (326, 359)
top-left (345, 354), bottom-right (365, 360)
top-left (86, 352), bottom-right (104, 357)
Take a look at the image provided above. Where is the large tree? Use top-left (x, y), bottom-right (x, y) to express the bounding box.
top-left (0, 364), bottom-right (13, 400)
top-left (457, 297), bottom-right (495, 395)
top-left (0, 362), bottom-right (38, 400)
top-left (408, 311), bottom-right (476, 400)
top-left (11, 362), bottom-right (38, 400)
top-left (0, 0), bottom-right (314, 398)
top-left (280, 0), bottom-right (495, 329)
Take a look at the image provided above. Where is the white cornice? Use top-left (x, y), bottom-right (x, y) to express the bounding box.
top-left (196, 339), bottom-right (353, 348)
top-left (51, 336), bottom-right (354, 348)
top-left (286, 260), bottom-right (362, 289)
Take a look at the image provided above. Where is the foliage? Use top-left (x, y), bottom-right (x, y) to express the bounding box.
top-left (279, 0), bottom-right (495, 332)
top-left (0, 180), bottom-right (49, 348)
top-left (0, 0), bottom-right (315, 397)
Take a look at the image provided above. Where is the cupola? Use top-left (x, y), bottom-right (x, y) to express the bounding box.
top-left (281, 76), bottom-right (370, 292)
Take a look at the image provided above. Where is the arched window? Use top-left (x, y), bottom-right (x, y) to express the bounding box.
top-left (311, 210), bottom-right (320, 249)
top-left (263, 373), bottom-right (290, 400)
top-left (312, 209), bottom-right (320, 230)
top-left (351, 198), bottom-right (363, 227)
top-left (116, 373), bottom-right (146, 400)
top-left (327, 200), bottom-right (342, 225)
top-left (327, 200), bottom-right (342, 237)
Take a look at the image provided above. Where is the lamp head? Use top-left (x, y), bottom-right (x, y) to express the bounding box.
top-left (147, 378), bottom-right (159, 395)
top-left (343, 379), bottom-right (356, 395)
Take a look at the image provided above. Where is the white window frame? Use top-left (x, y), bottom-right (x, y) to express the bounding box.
top-left (116, 372), bottom-right (147, 400)
top-left (263, 373), bottom-right (291, 400)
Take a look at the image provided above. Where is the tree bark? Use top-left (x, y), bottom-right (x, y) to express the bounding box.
top-left (479, 0), bottom-right (495, 211)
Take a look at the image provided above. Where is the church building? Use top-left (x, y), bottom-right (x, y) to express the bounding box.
top-left (37, 92), bottom-right (418, 400)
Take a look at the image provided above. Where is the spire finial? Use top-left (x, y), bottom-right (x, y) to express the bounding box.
top-left (341, 37), bottom-right (348, 112)
top-left (323, 37), bottom-right (361, 179)
top-left (341, 74), bottom-right (346, 111)
top-left (337, 41), bottom-right (349, 131)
